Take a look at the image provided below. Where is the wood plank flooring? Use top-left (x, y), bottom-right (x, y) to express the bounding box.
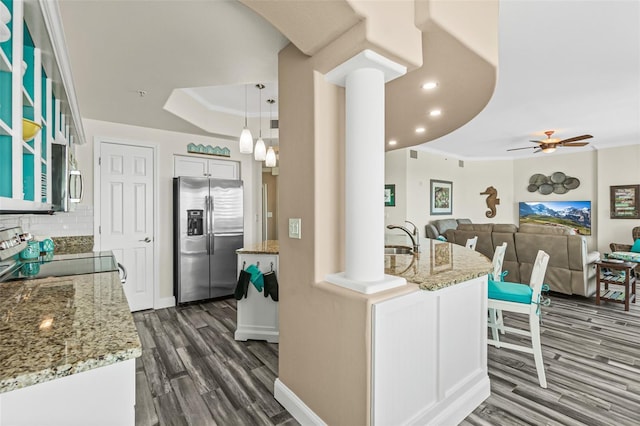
top-left (465, 291), bottom-right (640, 426)
top-left (135, 292), bottom-right (640, 425)
top-left (133, 299), bottom-right (298, 426)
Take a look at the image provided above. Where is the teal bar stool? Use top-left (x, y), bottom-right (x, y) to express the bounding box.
top-left (487, 250), bottom-right (550, 388)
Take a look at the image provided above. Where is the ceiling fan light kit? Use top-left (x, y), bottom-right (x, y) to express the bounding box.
top-left (507, 130), bottom-right (593, 154)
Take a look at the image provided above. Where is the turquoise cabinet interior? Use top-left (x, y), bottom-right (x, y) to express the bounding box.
top-left (0, 0), bottom-right (73, 211)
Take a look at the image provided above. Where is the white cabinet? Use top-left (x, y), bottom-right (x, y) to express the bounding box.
top-left (371, 276), bottom-right (490, 425)
top-left (173, 154), bottom-right (240, 179)
top-left (0, 0), bottom-right (81, 211)
top-left (0, 358), bottom-right (135, 426)
top-left (235, 253), bottom-right (279, 343)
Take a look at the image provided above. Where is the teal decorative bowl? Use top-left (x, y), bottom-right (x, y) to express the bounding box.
top-left (21, 262), bottom-right (41, 276)
top-left (20, 241), bottom-right (40, 260)
top-left (40, 238), bottom-right (55, 253)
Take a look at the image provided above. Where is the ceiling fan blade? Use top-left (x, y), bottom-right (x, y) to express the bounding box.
top-left (561, 142), bottom-right (590, 147)
top-left (558, 134), bottom-right (593, 144)
top-left (507, 146), bottom-right (536, 151)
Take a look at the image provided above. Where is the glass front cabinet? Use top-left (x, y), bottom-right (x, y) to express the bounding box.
top-left (0, 0), bottom-right (83, 212)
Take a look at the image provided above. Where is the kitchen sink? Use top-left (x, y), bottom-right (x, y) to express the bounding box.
top-left (384, 245), bottom-right (414, 255)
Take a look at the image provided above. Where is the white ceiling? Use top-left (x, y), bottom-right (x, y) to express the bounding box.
top-left (423, 0), bottom-right (640, 160)
top-left (57, 0), bottom-right (639, 157)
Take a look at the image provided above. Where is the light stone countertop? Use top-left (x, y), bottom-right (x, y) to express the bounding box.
top-left (237, 240), bottom-right (279, 254)
top-left (0, 270), bottom-right (141, 393)
top-left (384, 238), bottom-right (493, 291)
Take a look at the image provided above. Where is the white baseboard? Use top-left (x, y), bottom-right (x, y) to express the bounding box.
top-left (274, 379), bottom-right (327, 426)
top-left (234, 329), bottom-right (279, 343)
top-left (411, 376), bottom-right (490, 426)
top-left (154, 296), bottom-right (175, 310)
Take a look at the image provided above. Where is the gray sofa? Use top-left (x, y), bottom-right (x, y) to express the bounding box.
top-left (444, 223), bottom-right (600, 297)
top-left (425, 218), bottom-right (472, 240)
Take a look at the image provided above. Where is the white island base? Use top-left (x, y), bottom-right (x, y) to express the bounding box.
top-left (0, 359), bottom-right (135, 426)
top-left (275, 275), bottom-right (490, 425)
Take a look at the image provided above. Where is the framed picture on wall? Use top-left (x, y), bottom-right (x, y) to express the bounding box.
top-left (610, 184), bottom-right (640, 219)
top-left (430, 179), bottom-right (452, 215)
top-left (384, 184), bottom-right (396, 207)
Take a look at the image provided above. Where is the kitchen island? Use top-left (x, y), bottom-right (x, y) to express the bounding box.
top-left (235, 240), bottom-right (280, 343)
top-left (0, 252), bottom-right (141, 426)
top-left (274, 238), bottom-right (493, 426)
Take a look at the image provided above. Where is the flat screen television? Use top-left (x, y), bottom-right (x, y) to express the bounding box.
top-left (519, 201), bottom-right (591, 236)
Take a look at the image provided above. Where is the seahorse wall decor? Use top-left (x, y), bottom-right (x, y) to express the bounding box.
top-left (480, 186), bottom-right (500, 218)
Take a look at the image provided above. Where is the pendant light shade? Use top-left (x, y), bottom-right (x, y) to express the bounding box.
top-left (254, 137), bottom-right (266, 161)
top-left (239, 128), bottom-right (253, 154)
top-left (254, 84), bottom-right (266, 161)
top-left (265, 98), bottom-right (277, 167)
top-left (265, 146), bottom-right (276, 167)
top-left (239, 84), bottom-right (253, 154)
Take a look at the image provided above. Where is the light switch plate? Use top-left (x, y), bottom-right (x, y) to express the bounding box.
top-left (289, 218), bottom-right (301, 239)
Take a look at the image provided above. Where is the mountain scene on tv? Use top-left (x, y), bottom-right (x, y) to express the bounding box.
top-left (519, 201), bottom-right (591, 235)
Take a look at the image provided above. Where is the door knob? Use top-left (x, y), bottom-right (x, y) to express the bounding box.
top-left (139, 237), bottom-right (152, 243)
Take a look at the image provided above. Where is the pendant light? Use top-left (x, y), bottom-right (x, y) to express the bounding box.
top-left (254, 84), bottom-right (266, 161)
top-left (238, 84), bottom-right (253, 154)
top-left (265, 98), bottom-right (277, 167)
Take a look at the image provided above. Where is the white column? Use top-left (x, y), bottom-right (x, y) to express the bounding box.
top-left (325, 50), bottom-right (407, 294)
top-left (345, 68), bottom-right (385, 281)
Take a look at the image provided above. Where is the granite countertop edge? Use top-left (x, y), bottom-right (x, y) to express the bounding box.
top-left (0, 347), bottom-right (142, 394)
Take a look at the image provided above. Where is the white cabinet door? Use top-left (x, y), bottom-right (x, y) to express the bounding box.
top-left (173, 155), bottom-right (240, 179)
top-left (207, 158), bottom-right (240, 179)
top-left (173, 155), bottom-right (208, 177)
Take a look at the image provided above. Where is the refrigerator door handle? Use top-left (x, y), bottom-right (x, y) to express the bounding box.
top-left (204, 195), bottom-right (210, 255)
top-left (209, 195), bottom-right (215, 254)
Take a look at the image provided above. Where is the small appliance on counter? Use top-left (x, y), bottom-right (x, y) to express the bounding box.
top-left (0, 226), bottom-right (30, 261)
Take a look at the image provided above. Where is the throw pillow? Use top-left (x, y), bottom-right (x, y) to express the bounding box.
top-left (631, 239), bottom-right (640, 253)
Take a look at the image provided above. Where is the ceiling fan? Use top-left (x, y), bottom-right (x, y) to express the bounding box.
top-left (507, 131), bottom-right (593, 153)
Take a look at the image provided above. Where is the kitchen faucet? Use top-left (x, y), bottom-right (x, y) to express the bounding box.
top-left (386, 221), bottom-right (420, 253)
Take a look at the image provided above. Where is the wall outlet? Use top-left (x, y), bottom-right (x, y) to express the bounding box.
top-left (289, 218), bottom-right (302, 239)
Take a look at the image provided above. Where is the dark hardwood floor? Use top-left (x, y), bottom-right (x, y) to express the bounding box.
top-left (135, 291), bottom-right (640, 426)
top-left (133, 299), bottom-right (298, 426)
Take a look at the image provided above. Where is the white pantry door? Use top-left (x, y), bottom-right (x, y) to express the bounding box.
top-left (99, 142), bottom-right (155, 311)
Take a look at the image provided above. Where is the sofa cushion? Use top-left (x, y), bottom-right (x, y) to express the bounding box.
top-left (493, 224), bottom-right (518, 233)
top-left (434, 219), bottom-right (459, 234)
top-left (457, 218), bottom-right (472, 225)
top-left (631, 239), bottom-right (640, 253)
top-left (457, 223), bottom-right (494, 232)
top-left (519, 223), bottom-right (575, 235)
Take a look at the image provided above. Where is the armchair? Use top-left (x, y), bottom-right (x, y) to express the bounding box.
top-left (609, 226), bottom-right (640, 252)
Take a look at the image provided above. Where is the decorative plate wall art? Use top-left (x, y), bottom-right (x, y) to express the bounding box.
top-left (527, 172), bottom-right (580, 195)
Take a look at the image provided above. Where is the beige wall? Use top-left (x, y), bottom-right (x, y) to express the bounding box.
top-left (387, 144), bottom-right (640, 255)
top-left (384, 149), bottom-right (408, 228)
top-left (75, 118), bottom-right (262, 300)
top-left (596, 145), bottom-right (640, 253)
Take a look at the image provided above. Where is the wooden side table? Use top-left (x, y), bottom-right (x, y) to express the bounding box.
top-left (595, 260), bottom-right (637, 311)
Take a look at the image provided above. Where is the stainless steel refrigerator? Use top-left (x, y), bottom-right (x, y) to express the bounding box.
top-left (173, 177), bottom-right (244, 303)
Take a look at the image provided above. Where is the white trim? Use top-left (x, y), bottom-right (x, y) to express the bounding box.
top-left (274, 379), bottom-right (327, 426)
top-left (409, 377), bottom-right (490, 426)
top-left (39, 0), bottom-right (86, 145)
top-left (94, 136), bottom-right (160, 311)
top-left (154, 296), bottom-right (176, 310)
top-left (325, 272), bottom-right (406, 294)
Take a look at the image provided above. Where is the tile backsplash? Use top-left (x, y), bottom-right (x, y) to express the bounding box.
top-left (0, 205), bottom-right (94, 237)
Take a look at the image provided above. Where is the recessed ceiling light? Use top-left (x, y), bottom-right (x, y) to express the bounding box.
top-left (422, 82), bottom-right (438, 90)
top-left (415, 127), bottom-right (426, 134)
top-left (430, 109), bottom-right (442, 117)
top-left (388, 140), bottom-right (397, 146)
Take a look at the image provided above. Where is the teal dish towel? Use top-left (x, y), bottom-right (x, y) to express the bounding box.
top-left (245, 264), bottom-right (264, 291)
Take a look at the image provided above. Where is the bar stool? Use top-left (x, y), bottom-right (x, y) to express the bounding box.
top-left (487, 250), bottom-right (550, 388)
